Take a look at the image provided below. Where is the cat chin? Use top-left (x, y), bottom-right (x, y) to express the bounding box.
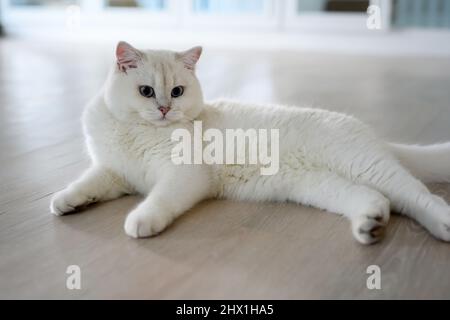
top-left (147, 118), bottom-right (180, 127)
top-left (151, 120), bottom-right (172, 127)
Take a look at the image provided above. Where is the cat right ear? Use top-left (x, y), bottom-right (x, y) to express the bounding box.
top-left (116, 41), bottom-right (142, 73)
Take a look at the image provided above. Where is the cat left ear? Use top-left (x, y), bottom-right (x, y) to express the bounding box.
top-left (116, 41), bottom-right (143, 73)
top-left (179, 46), bottom-right (203, 71)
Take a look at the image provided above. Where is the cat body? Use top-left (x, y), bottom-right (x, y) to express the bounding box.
top-left (51, 42), bottom-right (450, 245)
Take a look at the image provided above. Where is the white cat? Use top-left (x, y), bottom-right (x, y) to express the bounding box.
top-left (50, 42), bottom-right (450, 245)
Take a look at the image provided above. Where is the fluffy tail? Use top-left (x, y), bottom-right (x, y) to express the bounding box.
top-left (388, 142), bottom-right (450, 183)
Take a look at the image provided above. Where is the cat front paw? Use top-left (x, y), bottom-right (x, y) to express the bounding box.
top-left (351, 200), bottom-right (390, 245)
top-left (124, 206), bottom-right (173, 239)
top-left (434, 222), bottom-right (450, 242)
top-left (50, 189), bottom-right (91, 216)
top-left (352, 216), bottom-right (386, 245)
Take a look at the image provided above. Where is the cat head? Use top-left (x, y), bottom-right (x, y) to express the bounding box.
top-left (104, 41), bottom-right (204, 127)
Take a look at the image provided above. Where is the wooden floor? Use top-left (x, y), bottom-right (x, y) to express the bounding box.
top-left (1, 38), bottom-right (450, 300)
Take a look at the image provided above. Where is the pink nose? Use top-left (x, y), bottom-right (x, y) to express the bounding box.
top-left (158, 106), bottom-right (171, 116)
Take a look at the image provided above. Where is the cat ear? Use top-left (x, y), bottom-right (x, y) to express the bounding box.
top-left (179, 46), bottom-right (203, 71)
top-left (116, 41), bottom-right (143, 73)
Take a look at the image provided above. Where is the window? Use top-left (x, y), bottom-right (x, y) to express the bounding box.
top-left (107, 0), bottom-right (167, 10)
top-left (285, 0), bottom-right (374, 32)
top-left (2, 0), bottom-right (178, 30)
top-left (297, 0), bottom-right (370, 13)
top-left (185, 0), bottom-right (278, 30)
top-left (10, 0), bottom-right (78, 6)
top-left (3, 0), bottom-right (83, 31)
top-left (1, 0), bottom-right (395, 35)
top-left (192, 0), bottom-right (266, 15)
top-left (392, 0), bottom-right (450, 29)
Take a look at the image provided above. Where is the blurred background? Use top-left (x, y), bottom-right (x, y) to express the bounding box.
top-left (1, 0), bottom-right (450, 52)
top-left (1, 0), bottom-right (448, 137)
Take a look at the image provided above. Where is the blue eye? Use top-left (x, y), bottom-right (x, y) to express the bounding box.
top-left (139, 86), bottom-right (154, 98)
top-left (171, 86), bottom-right (184, 98)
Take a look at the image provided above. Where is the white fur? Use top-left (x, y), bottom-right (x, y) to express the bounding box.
top-left (51, 44), bottom-right (450, 245)
top-left (388, 143), bottom-right (450, 183)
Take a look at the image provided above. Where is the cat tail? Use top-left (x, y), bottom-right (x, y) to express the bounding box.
top-left (388, 142), bottom-right (450, 183)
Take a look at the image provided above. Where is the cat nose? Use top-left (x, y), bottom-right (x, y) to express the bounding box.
top-left (158, 106), bottom-right (171, 116)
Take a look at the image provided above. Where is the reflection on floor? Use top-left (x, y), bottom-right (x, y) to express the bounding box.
top-left (0, 39), bottom-right (450, 299)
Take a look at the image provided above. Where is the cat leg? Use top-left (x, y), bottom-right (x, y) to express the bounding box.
top-left (50, 166), bottom-right (130, 216)
top-left (288, 171), bottom-right (390, 245)
top-left (124, 167), bottom-right (210, 238)
top-left (354, 159), bottom-right (450, 242)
